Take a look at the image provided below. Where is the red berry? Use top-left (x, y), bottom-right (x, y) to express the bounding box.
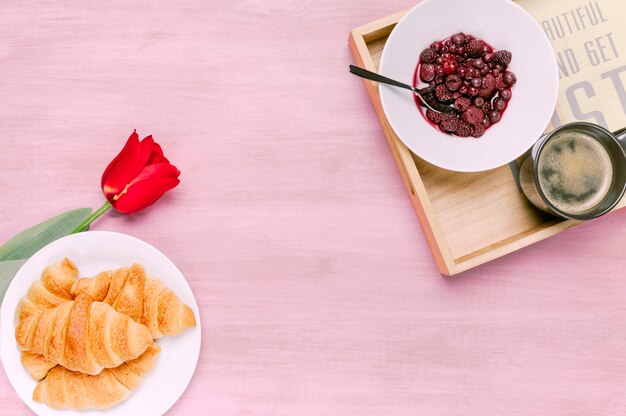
top-left (442, 57), bottom-right (458, 75)
top-left (494, 97), bottom-right (507, 112)
top-left (420, 64), bottom-right (436, 82)
top-left (478, 74), bottom-right (496, 98)
top-left (489, 110), bottom-right (501, 123)
top-left (500, 89), bottom-right (512, 101)
top-left (456, 121), bottom-right (472, 137)
top-left (440, 116), bottom-right (460, 133)
top-left (420, 48), bottom-right (437, 64)
top-left (461, 106), bottom-right (484, 125)
top-left (426, 109), bottom-right (444, 124)
top-left (452, 33), bottom-right (466, 45)
top-left (492, 50), bottom-right (512, 67)
top-left (472, 123), bottom-right (486, 138)
top-left (454, 96), bottom-right (471, 112)
top-left (472, 59), bottom-right (484, 69)
top-left (435, 84), bottom-right (453, 101)
top-left (503, 71), bottom-right (517, 85)
top-left (466, 39), bottom-right (485, 58)
top-left (445, 74), bottom-right (462, 91)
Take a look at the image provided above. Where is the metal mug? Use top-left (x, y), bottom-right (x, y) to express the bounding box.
top-left (518, 122), bottom-right (626, 220)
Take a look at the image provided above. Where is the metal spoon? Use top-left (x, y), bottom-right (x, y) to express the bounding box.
top-left (349, 65), bottom-right (456, 114)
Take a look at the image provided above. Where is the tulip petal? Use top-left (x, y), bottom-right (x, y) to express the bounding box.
top-left (101, 132), bottom-right (155, 199)
top-left (129, 162), bottom-right (180, 187)
top-left (112, 177), bottom-right (180, 214)
top-left (147, 142), bottom-right (169, 165)
top-left (101, 130), bottom-right (139, 197)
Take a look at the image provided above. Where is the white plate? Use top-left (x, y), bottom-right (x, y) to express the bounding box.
top-left (379, 0), bottom-right (559, 172)
top-left (0, 231), bottom-right (201, 416)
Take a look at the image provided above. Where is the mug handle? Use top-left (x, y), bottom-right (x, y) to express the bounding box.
top-left (614, 127), bottom-right (626, 150)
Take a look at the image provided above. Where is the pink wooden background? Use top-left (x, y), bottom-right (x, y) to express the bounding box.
top-left (1, 0), bottom-right (626, 414)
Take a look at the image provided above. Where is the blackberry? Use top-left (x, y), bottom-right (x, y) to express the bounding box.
top-left (492, 50), bottom-right (512, 67)
top-left (466, 39), bottom-right (485, 58)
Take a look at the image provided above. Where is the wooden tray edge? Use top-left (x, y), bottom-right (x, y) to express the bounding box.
top-left (349, 22), bottom-right (457, 276)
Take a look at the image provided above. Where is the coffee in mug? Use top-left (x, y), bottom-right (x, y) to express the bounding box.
top-left (537, 131), bottom-right (614, 215)
top-left (519, 122), bottom-right (626, 220)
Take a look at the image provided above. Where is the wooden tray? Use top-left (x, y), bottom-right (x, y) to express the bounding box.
top-left (349, 10), bottom-right (625, 276)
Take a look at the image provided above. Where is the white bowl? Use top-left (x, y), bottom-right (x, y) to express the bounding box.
top-left (379, 0), bottom-right (558, 172)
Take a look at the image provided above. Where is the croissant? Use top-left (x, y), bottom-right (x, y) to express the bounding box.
top-left (15, 294), bottom-right (152, 375)
top-left (14, 258), bottom-right (78, 324)
top-left (71, 263), bottom-right (196, 339)
top-left (33, 343), bottom-right (160, 410)
top-left (20, 351), bottom-right (57, 381)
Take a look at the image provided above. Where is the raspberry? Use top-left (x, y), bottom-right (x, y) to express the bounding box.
top-left (479, 74), bottom-right (496, 98)
top-left (445, 74), bottom-right (462, 91)
top-left (461, 106), bottom-right (484, 126)
top-left (420, 48), bottom-right (437, 64)
top-left (495, 74), bottom-right (507, 91)
top-left (466, 39), bottom-right (485, 58)
top-left (420, 64), bottom-right (435, 82)
top-left (456, 121), bottom-right (472, 137)
top-left (454, 96), bottom-right (471, 112)
top-left (426, 109), bottom-right (444, 124)
top-left (440, 116), bottom-right (459, 133)
top-left (435, 84), bottom-right (453, 101)
top-left (481, 102), bottom-right (491, 114)
top-left (472, 123), bottom-right (486, 138)
top-left (492, 50), bottom-right (512, 67)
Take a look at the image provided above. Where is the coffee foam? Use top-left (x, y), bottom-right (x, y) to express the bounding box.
top-left (538, 131), bottom-right (613, 215)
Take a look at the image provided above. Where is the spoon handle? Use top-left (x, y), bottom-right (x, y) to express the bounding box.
top-left (349, 65), bottom-right (416, 93)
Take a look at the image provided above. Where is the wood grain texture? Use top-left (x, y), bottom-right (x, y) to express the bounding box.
top-left (1, 1), bottom-right (626, 415)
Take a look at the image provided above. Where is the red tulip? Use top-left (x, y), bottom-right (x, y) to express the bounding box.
top-left (101, 130), bottom-right (180, 213)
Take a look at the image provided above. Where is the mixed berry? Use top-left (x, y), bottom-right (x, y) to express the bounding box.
top-left (414, 33), bottom-right (516, 138)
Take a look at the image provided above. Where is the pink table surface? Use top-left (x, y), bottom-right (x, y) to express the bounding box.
top-left (1, 1), bottom-right (626, 415)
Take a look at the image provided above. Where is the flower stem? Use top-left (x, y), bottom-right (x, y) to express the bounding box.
top-left (71, 201), bottom-right (112, 234)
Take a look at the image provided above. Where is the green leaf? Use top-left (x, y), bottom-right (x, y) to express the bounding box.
top-left (0, 208), bottom-right (93, 261)
top-left (0, 258), bottom-right (27, 303)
